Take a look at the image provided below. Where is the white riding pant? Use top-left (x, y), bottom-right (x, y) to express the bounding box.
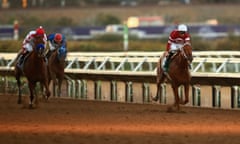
top-left (49, 42), bottom-right (56, 51)
top-left (169, 43), bottom-right (183, 52)
top-left (23, 43), bottom-right (33, 53)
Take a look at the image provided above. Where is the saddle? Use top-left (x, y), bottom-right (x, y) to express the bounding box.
top-left (162, 51), bottom-right (178, 72)
top-left (17, 52), bottom-right (48, 71)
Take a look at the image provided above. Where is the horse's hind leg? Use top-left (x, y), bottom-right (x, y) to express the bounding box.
top-left (15, 69), bottom-right (22, 104)
top-left (152, 81), bottom-right (161, 101)
top-left (152, 67), bottom-right (165, 102)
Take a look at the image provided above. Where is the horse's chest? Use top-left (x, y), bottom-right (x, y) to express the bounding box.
top-left (170, 70), bottom-right (191, 82)
top-left (25, 65), bottom-right (47, 79)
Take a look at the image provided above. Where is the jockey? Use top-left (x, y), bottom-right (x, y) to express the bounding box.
top-left (163, 24), bottom-right (191, 72)
top-left (18, 26), bottom-right (47, 65)
top-left (46, 33), bottom-right (67, 58)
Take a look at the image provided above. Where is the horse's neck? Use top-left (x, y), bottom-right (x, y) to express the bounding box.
top-left (24, 51), bottom-right (44, 72)
top-left (174, 52), bottom-right (188, 68)
top-left (53, 51), bottom-right (65, 64)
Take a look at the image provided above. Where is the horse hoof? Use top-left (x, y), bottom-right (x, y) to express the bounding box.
top-left (46, 92), bottom-right (51, 99)
top-left (46, 95), bottom-right (50, 100)
top-left (180, 100), bottom-right (189, 105)
top-left (151, 96), bottom-right (159, 102)
top-left (166, 106), bottom-right (179, 113)
top-left (29, 104), bottom-right (34, 109)
top-left (166, 106), bottom-right (174, 113)
top-left (17, 100), bottom-right (22, 104)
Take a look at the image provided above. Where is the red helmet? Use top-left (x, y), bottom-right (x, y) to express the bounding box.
top-left (54, 33), bottom-right (62, 43)
top-left (35, 26), bottom-right (45, 37)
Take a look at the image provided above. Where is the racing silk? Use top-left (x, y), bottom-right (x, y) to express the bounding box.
top-left (22, 30), bottom-right (47, 53)
top-left (166, 30), bottom-right (191, 51)
top-left (47, 33), bottom-right (67, 51)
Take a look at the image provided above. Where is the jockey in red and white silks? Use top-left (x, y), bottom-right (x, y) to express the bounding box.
top-left (17, 26), bottom-right (47, 66)
top-left (21, 26), bottom-right (47, 54)
top-left (163, 24), bottom-right (191, 72)
top-left (166, 24), bottom-right (191, 52)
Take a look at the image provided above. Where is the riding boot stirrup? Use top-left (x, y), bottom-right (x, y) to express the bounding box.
top-left (18, 52), bottom-right (28, 67)
top-left (164, 52), bottom-right (173, 72)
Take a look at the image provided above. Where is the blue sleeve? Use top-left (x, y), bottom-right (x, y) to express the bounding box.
top-left (62, 35), bottom-right (67, 48)
top-left (47, 34), bottom-right (55, 42)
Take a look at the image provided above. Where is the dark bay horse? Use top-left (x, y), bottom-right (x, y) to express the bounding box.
top-left (15, 37), bottom-right (50, 108)
top-left (152, 43), bottom-right (193, 112)
top-left (47, 46), bottom-right (67, 97)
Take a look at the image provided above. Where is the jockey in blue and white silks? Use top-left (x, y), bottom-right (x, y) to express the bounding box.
top-left (46, 33), bottom-right (67, 58)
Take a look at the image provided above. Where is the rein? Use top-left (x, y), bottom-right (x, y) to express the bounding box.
top-left (180, 44), bottom-right (192, 65)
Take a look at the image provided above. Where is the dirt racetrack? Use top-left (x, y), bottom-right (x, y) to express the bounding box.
top-left (0, 94), bottom-right (240, 144)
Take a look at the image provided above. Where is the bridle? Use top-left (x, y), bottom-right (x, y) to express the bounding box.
top-left (180, 43), bottom-right (193, 65)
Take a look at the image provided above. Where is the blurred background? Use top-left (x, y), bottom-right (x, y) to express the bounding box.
top-left (1, 0), bottom-right (240, 52)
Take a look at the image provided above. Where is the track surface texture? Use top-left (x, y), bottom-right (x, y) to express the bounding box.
top-left (0, 94), bottom-right (240, 144)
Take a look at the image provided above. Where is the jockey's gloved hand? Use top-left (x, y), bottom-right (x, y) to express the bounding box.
top-left (168, 51), bottom-right (174, 57)
top-left (52, 43), bottom-right (61, 49)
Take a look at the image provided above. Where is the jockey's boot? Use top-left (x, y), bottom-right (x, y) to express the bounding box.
top-left (18, 51), bottom-right (29, 67)
top-left (188, 64), bottom-right (192, 69)
top-left (163, 52), bottom-right (174, 72)
top-left (44, 56), bottom-right (48, 64)
top-left (46, 50), bottom-right (52, 59)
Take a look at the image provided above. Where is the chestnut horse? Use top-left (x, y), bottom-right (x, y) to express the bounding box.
top-left (152, 43), bottom-right (193, 112)
top-left (47, 46), bottom-right (67, 97)
top-left (15, 37), bottom-right (50, 108)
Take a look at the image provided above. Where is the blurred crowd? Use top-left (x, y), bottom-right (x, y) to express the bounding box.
top-left (1, 0), bottom-right (240, 9)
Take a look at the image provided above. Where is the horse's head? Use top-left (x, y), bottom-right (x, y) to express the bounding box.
top-left (33, 35), bottom-right (45, 57)
top-left (35, 44), bottom-right (45, 57)
top-left (57, 46), bottom-right (67, 61)
top-left (181, 43), bottom-right (193, 63)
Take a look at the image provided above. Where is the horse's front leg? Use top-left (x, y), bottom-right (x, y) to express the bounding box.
top-left (182, 84), bottom-right (189, 104)
top-left (15, 69), bottom-right (22, 104)
top-left (167, 86), bottom-right (180, 112)
top-left (39, 83), bottom-right (46, 101)
top-left (57, 78), bottom-right (63, 97)
top-left (16, 76), bottom-right (22, 104)
top-left (28, 82), bottom-right (36, 108)
top-left (152, 68), bottom-right (165, 102)
top-left (43, 80), bottom-right (51, 100)
top-left (53, 78), bottom-right (58, 97)
top-left (152, 82), bottom-right (161, 102)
